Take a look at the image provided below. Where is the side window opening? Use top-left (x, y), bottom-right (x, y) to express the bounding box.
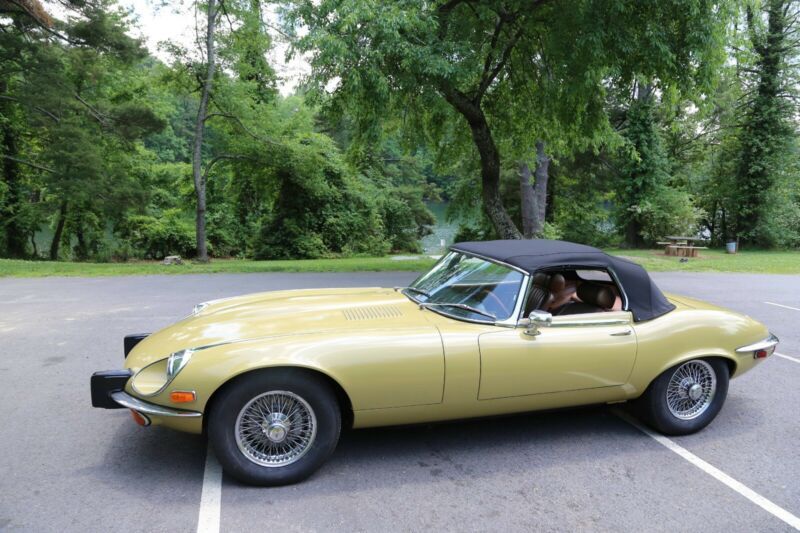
top-left (524, 268), bottom-right (624, 316)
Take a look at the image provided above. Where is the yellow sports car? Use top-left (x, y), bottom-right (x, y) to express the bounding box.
top-left (91, 240), bottom-right (778, 486)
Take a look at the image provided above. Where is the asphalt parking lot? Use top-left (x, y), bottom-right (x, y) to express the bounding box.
top-left (0, 271), bottom-right (798, 532)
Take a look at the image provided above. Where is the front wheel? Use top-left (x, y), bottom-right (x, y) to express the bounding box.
top-left (637, 358), bottom-right (729, 436)
top-left (208, 369), bottom-right (341, 486)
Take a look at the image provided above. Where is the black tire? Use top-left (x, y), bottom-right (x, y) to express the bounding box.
top-left (208, 368), bottom-right (341, 486)
top-left (636, 358), bottom-right (729, 436)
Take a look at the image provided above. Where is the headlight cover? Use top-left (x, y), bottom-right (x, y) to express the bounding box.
top-left (166, 349), bottom-right (194, 381)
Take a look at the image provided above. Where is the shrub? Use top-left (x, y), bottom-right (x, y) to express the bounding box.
top-left (254, 138), bottom-right (391, 259)
top-left (628, 185), bottom-right (703, 245)
top-left (378, 191), bottom-right (435, 253)
top-left (117, 209), bottom-right (195, 259)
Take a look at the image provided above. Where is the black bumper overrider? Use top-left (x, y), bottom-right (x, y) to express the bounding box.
top-left (91, 369), bottom-right (133, 409)
top-left (90, 369), bottom-right (201, 417)
top-left (124, 333), bottom-right (149, 358)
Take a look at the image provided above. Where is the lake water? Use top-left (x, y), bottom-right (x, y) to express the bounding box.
top-left (420, 201), bottom-right (459, 255)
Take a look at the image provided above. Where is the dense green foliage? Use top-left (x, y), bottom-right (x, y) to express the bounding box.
top-left (0, 0), bottom-right (798, 264)
top-left (0, 0), bottom-right (437, 261)
top-left (283, 0), bottom-right (733, 240)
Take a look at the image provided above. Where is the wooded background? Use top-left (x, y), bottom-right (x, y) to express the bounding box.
top-left (1, 0), bottom-right (798, 263)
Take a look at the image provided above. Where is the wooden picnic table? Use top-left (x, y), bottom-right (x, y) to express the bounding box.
top-left (657, 236), bottom-right (707, 257)
top-left (664, 236), bottom-right (703, 244)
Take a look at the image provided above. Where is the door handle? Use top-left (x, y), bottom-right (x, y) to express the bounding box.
top-left (610, 328), bottom-right (632, 336)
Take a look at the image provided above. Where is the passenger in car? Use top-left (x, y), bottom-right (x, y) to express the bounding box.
top-left (552, 282), bottom-right (615, 315)
top-left (547, 273), bottom-right (575, 311)
top-left (547, 274), bottom-right (623, 315)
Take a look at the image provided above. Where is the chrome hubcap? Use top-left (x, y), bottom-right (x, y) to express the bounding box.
top-left (235, 391), bottom-right (317, 467)
top-left (263, 413), bottom-right (290, 443)
top-left (666, 360), bottom-right (716, 420)
top-left (688, 383), bottom-right (703, 401)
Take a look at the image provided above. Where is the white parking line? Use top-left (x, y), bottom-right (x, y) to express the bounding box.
top-left (197, 445), bottom-right (223, 533)
top-left (615, 411), bottom-right (800, 531)
top-left (764, 301), bottom-right (800, 312)
top-left (776, 353), bottom-right (800, 364)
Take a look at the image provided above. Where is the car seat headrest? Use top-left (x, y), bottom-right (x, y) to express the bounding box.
top-left (577, 283), bottom-right (614, 310)
top-left (548, 273), bottom-right (566, 293)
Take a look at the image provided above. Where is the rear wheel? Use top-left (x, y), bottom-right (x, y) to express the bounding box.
top-left (638, 358), bottom-right (729, 435)
top-left (208, 369), bottom-right (341, 486)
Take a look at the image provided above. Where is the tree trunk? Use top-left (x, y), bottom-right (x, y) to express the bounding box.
top-left (532, 140), bottom-right (549, 235)
top-left (49, 201), bottom-right (67, 260)
top-left (192, 0), bottom-right (219, 263)
top-left (624, 82), bottom-right (653, 248)
top-left (472, 117), bottom-right (521, 239)
top-left (518, 162), bottom-right (536, 238)
top-left (625, 219), bottom-right (641, 248)
top-left (518, 141), bottom-right (550, 239)
top-left (721, 208), bottom-right (728, 243)
top-left (0, 81), bottom-right (27, 258)
top-left (439, 85), bottom-right (521, 239)
top-left (75, 222), bottom-right (87, 260)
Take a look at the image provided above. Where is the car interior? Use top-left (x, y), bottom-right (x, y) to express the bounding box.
top-left (524, 269), bottom-right (624, 317)
top-left (441, 279), bottom-right (521, 319)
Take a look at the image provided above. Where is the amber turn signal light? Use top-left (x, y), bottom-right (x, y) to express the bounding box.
top-left (130, 409), bottom-right (150, 426)
top-left (170, 390), bottom-right (196, 403)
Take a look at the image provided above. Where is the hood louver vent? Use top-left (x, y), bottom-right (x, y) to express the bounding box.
top-left (342, 305), bottom-right (403, 321)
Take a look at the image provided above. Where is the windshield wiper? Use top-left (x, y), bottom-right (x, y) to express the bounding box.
top-left (394, 286), bottom-right (431, 299)
top-left (418, 302), bottom-right (496, 321)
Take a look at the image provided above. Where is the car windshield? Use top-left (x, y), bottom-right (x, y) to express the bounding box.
top-left (404, 251), bottom-right (524, 321)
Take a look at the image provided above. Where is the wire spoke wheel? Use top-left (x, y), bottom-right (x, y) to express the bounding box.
top-left (666, 360), bottom-right (717, 420)
top-left (235, 390), bottom-right (317, 467)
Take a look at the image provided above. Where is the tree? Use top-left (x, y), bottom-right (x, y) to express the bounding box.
top-left (0, 0), bottom-right (164, 259)
top-left (733, 0), bottom-right (798, 244)
top-left (614, 82), bottom-right (701, 247)
top-left (173, 0), bottom-right (279, 261)
top-left (284, 0), bottom-right (729, 239)
top-left (191, 0), bottom-right (220, 263)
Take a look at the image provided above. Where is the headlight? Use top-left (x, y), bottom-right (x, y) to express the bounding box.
top-left (192, 302), bottom-right (209, 316)
top-left (166, 349), bottom-right (194, 381)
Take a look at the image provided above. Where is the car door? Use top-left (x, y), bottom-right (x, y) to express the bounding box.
top-left (477, 311), bottom-right (637, 400)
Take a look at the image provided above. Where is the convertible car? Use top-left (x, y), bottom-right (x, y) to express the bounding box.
top-left (91, 240), bottom-right (778, 486)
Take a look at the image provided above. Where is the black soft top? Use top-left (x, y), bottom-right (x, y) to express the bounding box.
top-left (450, 239), bottom-right (675, 322)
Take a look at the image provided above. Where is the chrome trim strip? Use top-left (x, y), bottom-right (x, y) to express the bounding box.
top-left (549, 318), bottom-right (631, 328)
top-left (735, 333), bottom-right (779, 354)
top-left (501, 273), bottom-right (531, 327)
top-left (448, 247), bottom-right (530, 275)
top-left (606, 267), bottom-right (630, 312)
top-left (110, 391), bottom-right (202, 418)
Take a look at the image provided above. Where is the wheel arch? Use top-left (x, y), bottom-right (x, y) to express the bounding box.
top-left (637, 353), bottom-right (737, 398)
top-left (202, 365), bottom-right (355, 433)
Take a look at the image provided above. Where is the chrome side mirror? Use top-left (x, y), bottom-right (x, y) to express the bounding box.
top-left (520, 310), bottom-right (552, 336)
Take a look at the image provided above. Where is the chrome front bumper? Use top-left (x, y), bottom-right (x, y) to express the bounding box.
top-left (110, 391), bottom-right (201, 418)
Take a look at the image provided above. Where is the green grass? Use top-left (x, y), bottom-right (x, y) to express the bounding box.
top-left (1, 248), bottom-right (798, 278)
top-left (607, 248), bottom-right (800, 274)
top-left (0, 256), bottom-right (438, 278)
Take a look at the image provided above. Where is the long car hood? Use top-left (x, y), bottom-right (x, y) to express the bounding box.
top-left (127, 287), bottom-right (431, 367)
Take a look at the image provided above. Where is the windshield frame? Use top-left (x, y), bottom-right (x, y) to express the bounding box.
top-left (403, 250), bottom-right (531, 327)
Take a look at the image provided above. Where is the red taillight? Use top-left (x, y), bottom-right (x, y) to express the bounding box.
top-left (754, 347), bottom-right (775, 359)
